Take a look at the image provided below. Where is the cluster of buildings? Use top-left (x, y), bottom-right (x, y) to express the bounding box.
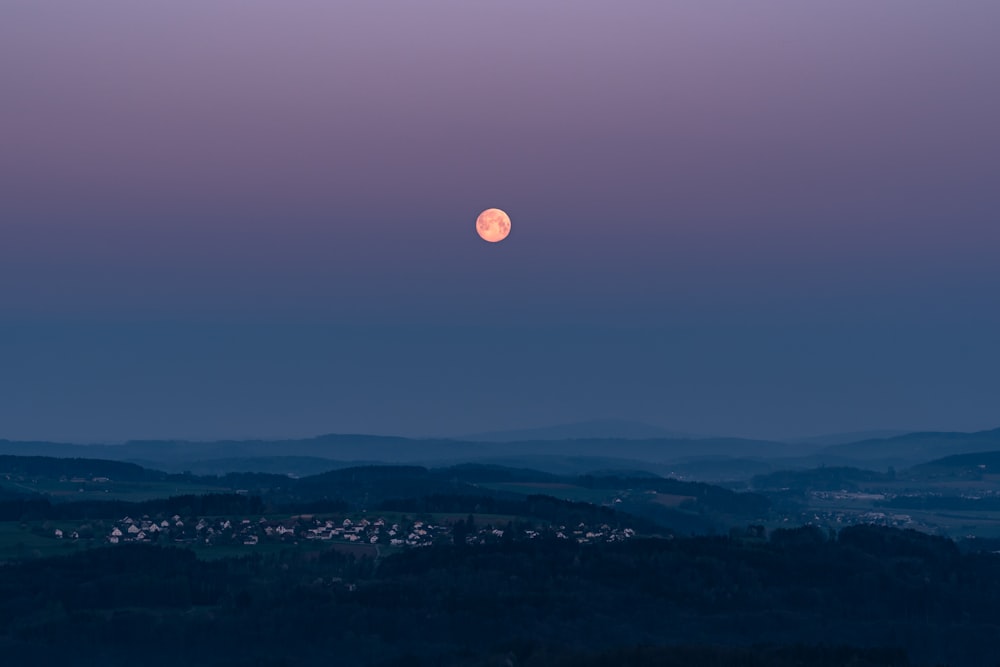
top-left (540, 524), bottom-right (636, 545)
top-left (298, 517), bottom-right (440, 547)
top-left (103, 515), bottom-right (189, 544)
top-left (51, 513), bottom-right (641, 549)
top-left (792, 508), bottom-right (916, 530)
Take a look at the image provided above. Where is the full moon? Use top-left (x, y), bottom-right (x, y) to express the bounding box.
top-left (476, 208), bottom-right (511, 243)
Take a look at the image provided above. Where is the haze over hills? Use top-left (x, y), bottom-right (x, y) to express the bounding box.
top-left (0, 433), bottom-right (812, 476)
top-left (817, 428), bottom-right (1000, 466)
top-left (1, 426), bottom-right (998, 479)
top-left (782, 430), bottom-right (911, 447)
top-left (454, 419), bottom-right (701, 442)
top-left (460, 421), bottom-right (914, 447)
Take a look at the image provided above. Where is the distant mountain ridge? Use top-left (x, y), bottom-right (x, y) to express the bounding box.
top-left (1, 426), bottom-right (998, 479)
top-left (818, 428), bottom-right (1000, 465)
top-left (0, 432), bottom-right (808, 474)
top-left (454, 419), bottom-right (700, 442)
top-left (916, 450), bottom-right (1000, 470)
top-left (783, 430), bottom-right (911, 447)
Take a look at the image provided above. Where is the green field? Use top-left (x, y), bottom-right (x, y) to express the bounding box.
top-left (0, 522), bottom-right (95, 561)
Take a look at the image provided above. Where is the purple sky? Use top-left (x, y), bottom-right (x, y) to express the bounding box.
top-left (2, 1), bottom-right (999, 441)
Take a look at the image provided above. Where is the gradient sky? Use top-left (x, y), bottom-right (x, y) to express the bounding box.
top-left (2, 1), bottom-right (999, 442)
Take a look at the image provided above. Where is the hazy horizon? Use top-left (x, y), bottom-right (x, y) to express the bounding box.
top-left (0, 418), bottom-right (988, 447)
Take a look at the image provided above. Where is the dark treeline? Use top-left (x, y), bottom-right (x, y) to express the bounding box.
top-left (2, 524), bottom-right (1000, 665)
top-left (0, 486), bottom-right (30, 502)
top-left (533, 644), bottom-right (911, 667)
top-left (577, 474), bottom-right (771, 516)
top-left (0, 455), bottom-right (167, 482)
top-left (0, 494), bottom-right (268, 521)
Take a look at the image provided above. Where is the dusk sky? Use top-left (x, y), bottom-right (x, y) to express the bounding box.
top-left (2, 1), bottom-right (999, 442)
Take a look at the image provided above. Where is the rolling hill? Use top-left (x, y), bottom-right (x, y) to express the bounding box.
top-left (816, 428), bottom-right (1000, 466)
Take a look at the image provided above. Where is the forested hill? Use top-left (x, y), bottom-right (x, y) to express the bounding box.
top-left (0, 455), bottom-right (164, 482)
top-left (912, 449), bottom-right (1000, 472)
top-left (0, 456), bottom-right (771, 535)
top-left (818, 427), bottom-right (1000, 465)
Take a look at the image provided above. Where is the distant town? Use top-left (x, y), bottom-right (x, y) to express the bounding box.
top-left (50, 513), bottom-right (640, 550)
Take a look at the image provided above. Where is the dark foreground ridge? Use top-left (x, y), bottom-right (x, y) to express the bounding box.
top-left (0, 524), bottom-right (998, 666)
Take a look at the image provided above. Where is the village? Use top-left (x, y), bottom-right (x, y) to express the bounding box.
top-left (791, 490), bottom-right (921, 532)
top-left (48, 513), bottom-right (640, 550)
